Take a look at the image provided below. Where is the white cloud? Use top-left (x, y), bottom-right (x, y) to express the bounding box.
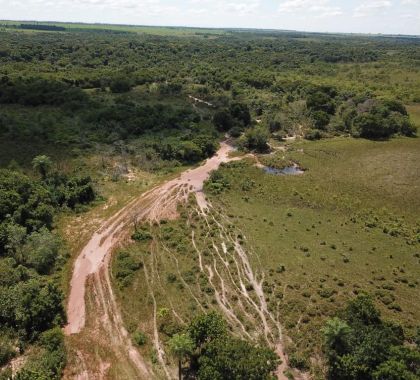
top-left (400, 0), bottom-right (420, 4)
top-left (354, 0), bottom-right (392, 17)
top-left (278, 0), bottom-right (342, 18)
top-left (188, 0), bottom-right (261, 15)
top-left (224, 1), bottom-right (260, 14)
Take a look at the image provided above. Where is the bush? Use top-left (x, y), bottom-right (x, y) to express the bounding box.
top-left (289, 353), bottom-right (310, 371)
top-left (115, 251), bottom-right (143, 288)
top-left (240, 126), bottom-right (269, 152)
top-left (312, 110), bottom-right (331, 130)
top-left (110, 78), bottom-right (132, 93)
top-left (133, 330), bottom-right (147, 346)
top-left (131, 228), bottom-right (152, 241)
top-left (0, 335), bottom-right (15, 366)
top-left (229, 102), bottom-right (251, 126)
top-left (305, 129), bottom-right (322, 140)
top-left (23, 229), bottom-right (61, 275)
top-left (204, 170), bottom-right (230, 194)
top-left (213, 110), bottom-right (234, 131)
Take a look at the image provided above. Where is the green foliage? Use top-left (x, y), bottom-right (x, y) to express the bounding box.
top-left (240, 126), bottom-right (270, 152)
top-left (168, 333), bottom-right (195, 380)
top-left (187, 312), bottom-right (227, 349)
top-left (23, 229), bottom-right (61, 275)
top-left (373, 359), bottom-right (418, 380)
top-left (213, 110), bottom-right (234, 132)
top-left (346, 99), bottom-right (415, 139)
top-left (168, 333), bottom-right (194, 359)
top-left (160, 313), bottom-right (280, 379)
top-left (15, 327), bottom-right (66, 380)
top-left (0, 334), bottom-right (15, 366)
top-left (197, 337), bottom-right (279, 380)
top-left (322, 317), bottom-right (351, 355)
top-left (204, 170), bottom-right (231, 194)
top-left (131, 228), bottom-right (152, 241)
top-left (323, 295), bottom-right (419, 380)
top-left (32, 155), bottom-right (52, 179)
top-left (0, 167), bottom-right (94, 257)
top-left (115, 251), bottom-right (143, 288)
top-left (0, 163), bottom-right (93, 370)
top-left (110, 77), bottom-right (132, 93)
top-left (229, 102), bottom-right (251, 127)
top-left (133, 330), bottom-right (147, 346)
top-left (0, 77), bottom-right (87, 107)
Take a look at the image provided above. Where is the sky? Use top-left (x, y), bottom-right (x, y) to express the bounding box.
top-left (1, 0), bottom-right (420, 35)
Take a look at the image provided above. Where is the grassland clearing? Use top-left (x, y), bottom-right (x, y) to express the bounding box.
top-left (112, 107), bottom-right (420, 378)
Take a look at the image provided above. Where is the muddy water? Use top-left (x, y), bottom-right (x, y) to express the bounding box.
top-left (263, 164), bottom-right (304, 175)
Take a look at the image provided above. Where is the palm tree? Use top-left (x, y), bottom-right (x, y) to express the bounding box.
top-left (168, 333), bottom-right (194, 380)
top-left (32, 155), bottom-right (52, 179)
top-left (322, 317), bottom-right (351, 355)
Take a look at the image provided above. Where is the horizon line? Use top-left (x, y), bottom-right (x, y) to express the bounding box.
top-left (1, 19), bottom-right (420, 39)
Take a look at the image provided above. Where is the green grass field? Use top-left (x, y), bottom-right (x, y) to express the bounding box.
top-left (112, 106), bottom-right (420, 378)
top-left (0, 20), bottom-right (228, 37)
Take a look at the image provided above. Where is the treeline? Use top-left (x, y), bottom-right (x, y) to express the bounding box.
top-left (0, 76), bottom-right (87, 107)
top-left (0, 157), bottom-right (95, 379)
top-left (0, 77), bottom-right (219, 164)
top-left (19, 24), bottom-right (66, 32)
top-left (0, 28), bottom-right (418, 99)
top-left (264, 81), bottom-right (416, 141)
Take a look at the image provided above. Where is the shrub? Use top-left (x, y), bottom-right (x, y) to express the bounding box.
top-left (240, 126), bottom-right (270, 152)
top-left (115, 251), bottom-right (143, 288)
top-left (110, 77), bottom-right (132, 93)
top-left (289, 353), bottom-right (310, 371)
top-left (131, 228), bottom-right (152, 241)
top-left (133, 330), bottom-right (147, 346)
top-left (305, 129), bottom-right (322, 140)
top-left (0, 335), bottom-right (15, 366)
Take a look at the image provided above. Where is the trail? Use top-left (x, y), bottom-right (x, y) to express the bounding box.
top-left (65, 141), bottom-right (300, 379)
top-left (64, 142), bottom-right (239, 379)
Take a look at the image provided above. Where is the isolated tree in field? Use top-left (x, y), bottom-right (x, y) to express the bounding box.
top-left (32, 155), bottom-right (52, 179)
top-left (168, 333), bottom-right (194, 380)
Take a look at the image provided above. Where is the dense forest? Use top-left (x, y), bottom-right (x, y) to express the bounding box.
top-left (0, 22), bottom-right (419, 379)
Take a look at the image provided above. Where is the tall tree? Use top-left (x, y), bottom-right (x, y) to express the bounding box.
top-left (32, 155), bottom-right (52, 180)
top-left (168, 333), bottom-right (194, 380)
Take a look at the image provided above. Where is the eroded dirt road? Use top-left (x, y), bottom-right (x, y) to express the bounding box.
top-left (64, 142), bottom-right (242, 379)
top-left (64, 141), bottom-right (302, 380)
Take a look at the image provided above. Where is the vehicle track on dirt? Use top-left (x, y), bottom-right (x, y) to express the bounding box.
top-left (64, 141), bottom-right (302, 379)
top-left (64, 142), bottom-right (240, 379)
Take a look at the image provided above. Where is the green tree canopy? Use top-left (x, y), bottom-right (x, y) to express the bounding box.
top-left (32, 155), bottom-right (52, 179)
top-left (168, 333), bottom-right (194, 380)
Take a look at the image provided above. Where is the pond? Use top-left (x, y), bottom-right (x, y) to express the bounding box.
top-left (263, 164), bottom-right (304, 176)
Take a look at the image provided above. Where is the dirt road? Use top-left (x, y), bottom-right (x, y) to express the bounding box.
top-left (64, 142), bottom-right (237, 379)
